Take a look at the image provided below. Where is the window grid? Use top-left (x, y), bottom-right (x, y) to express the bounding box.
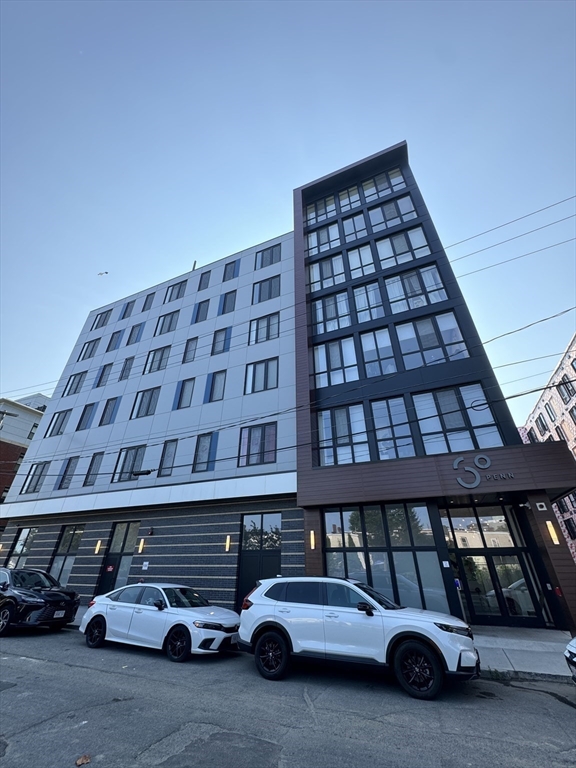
top-left (57, 457), bottom-right (80, 490)
top-left (245, 358), bottom-right (279, 394)
top-left (131, 388), bottom-right (161, 419)
top-left (193, 433), bottom-right (216, 472)
top-left (396, 311), bottom-right (468, 369)
top-left (76, 403), bottom-right (97, 431)
top-left (223, 261), bottom-right (237, 281)
top-left (198, 271), bottom-right (211, 291)
top-left (308, 254), bottom-right (346, 292)
top-left (353, 282), bottom-right (385, 323)
top-left (208, 371), bottom-right (226, 402)
top-left (249, 313), bottom-right (280, 344)
top-left (535, 414), bottom-right (548, 435)
top-left (63, 371), bottom-right (87, 396)
top-left (21, 463), bottom-right (50, 494)
top-left (558, 374), bottom-right (576, 403)
top-left (312, 292), bottom-right (352, 334)
top-left (83, 453), bottom-right (104, 487)
top-left (362, 168), bottom-right (406, 202)
top-left (126, 323), bottom-right (143, 345)
top-left (78, 339), bottom-right (100, 361)
top-left (220, 291), bottom-right (236, 314)
top-left (371, 398), bottom-right (415, 460)
top-left (342, 213), bottom-right (368, 243)
top-left (155, 311), bottom-right (179, 336)
top-left (376, 226), bottom-right (431, 271)
top-left (144, 346), bottom-right (171, 374)
top-left (360, 328), bottom-right (397, 377)
top-left (142, 293), bottom-right (155, 311)
top-left (338, 186), bottom-right (361, 213)
top-left (385, 265), bottom-right (447, 314)
top-left (46, 410), bottom-right (72, 437)
top-left (255, 244), bottom-right (282, 270)
top-left (347, 245), bottom-right (375, 279)
top-left (158, 440), bottom-right (178, 477)
top-left (121, 301), bottom-right (136, 320)
top-left (368, 195), bottom-right (417, 232)
top-left (306, 197), bottom-right (336, 225)
top-left (238, 423), bottom-right (277, 466)
top-left (92, 310), bottom-right (112, 330)
top-left (107, 331), bottom-right (123, 352)
top-left (413, 384), bottom-right (502, 455)
top-left (193, 300), bottom-right (210, 323)
top-left (177, 378), bottom-right (195, 409)
top-left (544, 402), bottom-right (557, 422)
top-left (164, 281), bottom-right (187, 303)
top-left (253, 276), bottom-right (280, 304)
top-left (313, 337), bottom-right (358, 388)
top-left (318, 404), bottom-right (370, 466)
top-left (95, 363), bottom-right (113, 388)
top-left (118, 357), bottom-right (134, 381)
top-left (183, 338), bottom-right (198, 363)
top-left (211, 328), bottom-right (230, 355)
top-left (113, 446), bottom-right (146, 482)
top-left (99, 397), bottom-right (119, 426)
top-left (306, 224), bottom-right (340, 256)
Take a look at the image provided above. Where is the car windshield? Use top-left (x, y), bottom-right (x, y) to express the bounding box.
top-left (11, 570), bottom-right (59, 589)
top-left (353, 582), bottom-right (401, 610)
top-left (162, 587), bottom-right (210, 608)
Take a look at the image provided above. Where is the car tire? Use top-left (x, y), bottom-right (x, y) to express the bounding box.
top-left (393, 640), bottom-right (444, 700)
top-left (165, 626), bottom-right (191, 663)
top-left (85, 616), bottom-right (106, 649)
top-left (0, 603), bottom-right (15, 637)
top-left (254, 631), bottom-right (290, 680)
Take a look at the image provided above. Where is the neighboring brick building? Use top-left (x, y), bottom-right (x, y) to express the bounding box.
top-left (521, 333), bottom-right (576, 562)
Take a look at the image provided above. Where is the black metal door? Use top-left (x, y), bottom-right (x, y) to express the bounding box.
top-left (96, 522), bottom-right (141, 595)
top-left (236, 513), bottom-right (282, 609)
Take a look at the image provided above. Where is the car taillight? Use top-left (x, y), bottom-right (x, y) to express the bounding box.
top-left (88, 599), bottom-right (96, 607)
top-left (241, 587), bottom-right (257, 610)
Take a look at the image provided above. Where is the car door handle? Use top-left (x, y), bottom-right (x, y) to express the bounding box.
top-left (277, 608), bottom-right (291, 613)
top-left (134, 609), bottom-right (143, 613)
top-left (325, 612), bottom-right (339, 618)
top-left (109, 606), bottom-right (117, 610)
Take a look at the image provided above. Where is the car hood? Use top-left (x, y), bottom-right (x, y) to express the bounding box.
top-left (179, 605), bottom-right (239, 622)
top-left (391, 606), bottom-right (469, 628)
top-left (16, 587), bottom-right (78, 603)
top-left (566, 637), bottom-right (576, 653)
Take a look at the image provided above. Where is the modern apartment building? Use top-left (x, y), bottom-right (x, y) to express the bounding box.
top-left (1, 142), bottom-right (575, 630)
top-left (521, 333), bottom-right (576, 563)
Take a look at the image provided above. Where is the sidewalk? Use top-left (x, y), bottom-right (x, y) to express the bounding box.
top-left (71, 607), bottom-right (574, 684)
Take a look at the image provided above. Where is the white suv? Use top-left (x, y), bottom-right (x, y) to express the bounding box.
top-left (238, 577), bottom-right (479, 699)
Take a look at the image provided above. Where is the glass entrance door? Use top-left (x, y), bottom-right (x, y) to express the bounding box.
top-left (97, 521), bottom-right (141, 595)
top-left (441, 504), bottom-right (547, 626)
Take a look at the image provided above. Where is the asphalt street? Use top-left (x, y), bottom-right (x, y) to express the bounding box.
top-left (1, 626), bottom-right (575, 768)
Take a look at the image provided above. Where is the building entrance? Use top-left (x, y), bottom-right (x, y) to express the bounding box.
top-left (236, 513), bottom-right (281, 609)
top-left (97, 521), bottom-right (141, 595)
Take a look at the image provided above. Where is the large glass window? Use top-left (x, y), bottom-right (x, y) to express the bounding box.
top-left (362, 168), bottom-right (406, 202)
top-left (242, 512), bottom-right (281, 549)
top-left (91, 310), bottom-right (112, 330)
top-left (176, 378), bottom-right (195, 409)
top-left (155, 311), bottom-right (179, 336)
top-left (312, 292), bottom-right (351, 334)
top-left (238, 423), bottom-right (277, 466)
top-left (118, 356), bottom-right (134, 381)
top-left (193, 300), bottom-right (210, 323)
top-left (50, 525), bottom-right (84, 586)
top-left (20, 463), bottom-right (50, 494)
top-left (245, 358), bottom-right (278, 394)
top-left (413, 383), bottom-right (502, 454)
top-left (253, 276), bottom-right (280, 303)
top-left (211, 328), bottom-right (231, 355)
top-left (57, 456), bottom-right (80, 490)
top-left (106, 330), bottom-right (123, 352)
top-left (112, 445), bottom-right (146, 482)
top-left (193, 433), bottom-right (217, 472)
top-left (78, 338), bottom-right (100, 362)
top-left (126, 323), bottom-right (144, 346)
top-left (223, 260), bottom-right (239, 280)
top-left (306, 223), bottom-right (340, 255)
top-left (158, 439), bottom-right (178, 477)
top-left (313, 337), bottom-right (358, 387)
top-left (249, 313), bottom-right (280, 344)
top-left (317, 404), bottom-right (369, 466)
top-left (220, 291), bottom-right (236, 314)
top-left (353, 282), bottom-right (385, 323)
top-left (396, 311), bottom-right (468, 369)
top-left (368, 195), bottom-right (417, 232)
top-left (385, 265), bottom-right (447, 313)
top-left (45, 410), bottom-right (72, 437)
top-left (120, 300), bottom-right (135, 320)
top-left (338, 186), bottom-right (361, 212)
top-left (535, 414), bottom-right (548, 435)
top-left (63, 371), bottom-right (87, 396)
top-left (83, 452), bottom-right (104, 486)
top-left (306, 196), bottom-right (336, 225)
top-left (342, 213), bottom-right (368, 243)
top-left (360, 328), bottom-right (396, 377)
top-left (375, 227), bottom-right (430, 270)
top-left (6, 527), bottom-right (38, 567)
top-left (255, 244), bottom-right (281, 269)
top-left (142, 293), bottom-right (155, 311)
top-left (182, 338), bottom-right (198, 363)
top-left (557, 374), bottom-right (575, 403)
top-left (131, 388), bottom-right (160, 419)
top-left (94, 363), bottom-right (113, 388)
top-left (207, 371), bottom-right (226, 402)
top-left (76, 403), bottom-right (97, 431)
top-left (99, 397), bottom-right (120, 426)
top-left (144, 346), bottom-right (170, 374)
top-left (308, 254), bottom-right (346, 292)
top-left (347, 244), bottom-right (375, 279)
top-left (371, 398), bottom-right (415, 459)
top-left (198, 271), bottom-right (210, 290)
top-left (164, 280), bottom-right (187, 303)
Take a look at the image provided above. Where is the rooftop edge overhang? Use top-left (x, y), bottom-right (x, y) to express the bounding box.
top-left (296, 440), bottom-right (576, 508)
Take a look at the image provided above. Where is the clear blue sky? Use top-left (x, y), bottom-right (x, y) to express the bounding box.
top-left (1, 0), bottom-right (574, 425)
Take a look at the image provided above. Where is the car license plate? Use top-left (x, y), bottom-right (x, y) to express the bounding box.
top-left (54, 610), bottom-right (65, 618)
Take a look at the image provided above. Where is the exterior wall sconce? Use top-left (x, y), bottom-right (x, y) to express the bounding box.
top-left (310, 530), bottom-right (316, 550)
top-left (148, 527), bottom-right (154, 536)
top-left (546, 521), bottom-right (560, 545)
top-left (225, 534), bottom-right (231, 552)
top-left (94, 540), bottom-right (102, 555)
top-left (138, 538), bottom-right (145, 554)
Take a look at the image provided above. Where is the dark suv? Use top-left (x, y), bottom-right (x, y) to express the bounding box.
top-left (0, 568), bottom-right (80, 635)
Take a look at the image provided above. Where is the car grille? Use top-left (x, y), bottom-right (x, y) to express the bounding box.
top-left (27, 604), bottom-right (76, 623)
top-left (223, 625), bottom-right (240, 634)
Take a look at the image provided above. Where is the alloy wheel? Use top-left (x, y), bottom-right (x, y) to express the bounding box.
top-left (168, 628), bottom-right (188, 661)
top-left (258, 638), bottom-right (283, 673)
top-left (400, 650), bottom-right (435, 692)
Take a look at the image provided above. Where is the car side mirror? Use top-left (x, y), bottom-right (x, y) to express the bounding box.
top-left (357, 601), bottom-right (374, 617)
top-left (0, 581), bottom-right (8, 592)
top-left (153, 599), bottom-right (166, 611)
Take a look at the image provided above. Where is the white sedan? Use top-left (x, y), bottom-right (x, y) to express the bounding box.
top-left (79, 583), bottom-right (240, 662)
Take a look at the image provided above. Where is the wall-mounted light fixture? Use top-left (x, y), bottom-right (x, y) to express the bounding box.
top-left (138, 538), bottom-right (145, 554)
top-left (94, 540), bottom-right (102, 555)
top-left (148, 527), bottom-right (154, 536)
top-left (310, 530), bottom-right (316, 550)
top-left (225, 534), bottom-right (231, 552)
top-left (546, 521), bottom-right (560, 545)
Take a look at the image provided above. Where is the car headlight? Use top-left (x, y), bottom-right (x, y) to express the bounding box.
top-left (13, 591), bottom-right (46, 605)
top-left (193, 621), bottom-right (224, 631)
top-left (434, 622), bottom-right (473, 639)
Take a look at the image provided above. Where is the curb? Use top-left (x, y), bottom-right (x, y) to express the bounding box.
top-left (480, 668), bottom-right (573, 685)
